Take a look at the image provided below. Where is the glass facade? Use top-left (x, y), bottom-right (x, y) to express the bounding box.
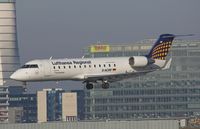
top-left (9, 93), bottom-right (37, 123)
top-left (46, 89), bottom-right (64, 121)
top-left (72, 90), bottom-right (85, 120)
top-left (0, 87), bottom-right (9, 123)
top-left (83, 40), bottom-right (200, 120)
top-left (37, 89), bottom-right (83, 122)
top-left (0, 0), bottom-right (22, 123)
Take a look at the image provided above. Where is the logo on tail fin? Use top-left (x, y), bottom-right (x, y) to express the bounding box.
top-left (148, 34), bottom-right (175, 60)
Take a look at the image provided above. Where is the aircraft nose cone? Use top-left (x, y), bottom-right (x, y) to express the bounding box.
top-left (10, 70), bottom-right (24, 81)
top-left (10, 72), bottom-right (18, 80)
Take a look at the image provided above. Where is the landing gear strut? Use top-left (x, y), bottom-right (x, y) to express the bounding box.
top-left (22, 81), bottom-right (27, 92)
top-left (86, 83), bottom-right (93, 90)
top-left (102, 82), bottom-right (110, 89)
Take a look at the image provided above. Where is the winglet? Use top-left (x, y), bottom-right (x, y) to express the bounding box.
top-left (162, 58), bottom-right (172, 70)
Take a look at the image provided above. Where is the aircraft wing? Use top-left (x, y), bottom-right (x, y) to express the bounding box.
top-left (84, 71), bottom-right (148, 83)
top-left (84, 60), bottom-right (171, 83)
top-left (84, 57), bottom-right (172, 83)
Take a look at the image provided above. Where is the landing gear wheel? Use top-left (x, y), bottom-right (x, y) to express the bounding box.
top-left (86, 83), bottom-right (93, 90)
top-left (102, 82), bottom-right (109, 89)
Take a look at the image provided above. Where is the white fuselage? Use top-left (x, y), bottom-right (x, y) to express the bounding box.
top-left (10, 56), bottom-right (165, 82)
top-left (10, 33), bottom-right (175, 89)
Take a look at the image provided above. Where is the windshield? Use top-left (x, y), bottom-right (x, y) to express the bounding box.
top-left (21, 64), bottom-right (38, 68)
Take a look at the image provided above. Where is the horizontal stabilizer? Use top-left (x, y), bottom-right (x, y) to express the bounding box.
top-left (162, 58), bottom-right (172, 70)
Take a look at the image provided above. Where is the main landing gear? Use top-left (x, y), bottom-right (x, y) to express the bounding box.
top-left (86, 83), bottom-right (93, 90)
top-left (102, 81), bottom-right (109, 89)
top-left (85, 81), bottom-right (110, 90)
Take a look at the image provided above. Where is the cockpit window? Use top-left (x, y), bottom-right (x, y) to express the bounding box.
top-left (21, 64), bottom-right (39, 68)
top-left (30, 65), bottom-right (39, 68)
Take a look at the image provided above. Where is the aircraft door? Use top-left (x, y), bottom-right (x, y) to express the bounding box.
top-left (43, 61), bottom-right (52, 76)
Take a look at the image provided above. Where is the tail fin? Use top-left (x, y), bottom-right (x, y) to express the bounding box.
top-left (147, 34), bottom-right (175, 60)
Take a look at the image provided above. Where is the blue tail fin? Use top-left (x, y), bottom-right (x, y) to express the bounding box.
top-left (147, 34), bottom-right (175, 60)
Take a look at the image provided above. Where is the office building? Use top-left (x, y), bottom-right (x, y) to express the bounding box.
top-left (8, 88), bottom-right (82, 123)
top-left (0, 0), bottom-right (22, 123)
top-left (9, 93), bottom-right (37, 123)
top-left (62, 92), bottom-right (77, 121)
top-left (37, 89), bottom-right (77, 123)
top-left (72, 90), bottom-right (85, 120)
top-left (8, 107), bottom-right (23, 123)
top-left (83, 40), bottom-right (200, 120)
top-left (37, 88), bottom-right (64, 122)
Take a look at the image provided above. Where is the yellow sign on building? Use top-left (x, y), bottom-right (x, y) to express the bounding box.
top-left (90, 45), bottom-right (110, 53)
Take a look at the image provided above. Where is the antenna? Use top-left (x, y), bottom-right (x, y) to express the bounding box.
top-left (175, 34), bottom-right (194, 37)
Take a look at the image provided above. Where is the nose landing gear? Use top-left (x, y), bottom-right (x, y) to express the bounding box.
top-left (22, 81), bottom-right (27, 92)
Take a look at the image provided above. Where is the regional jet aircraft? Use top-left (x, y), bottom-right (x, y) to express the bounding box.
top-left (10, 34), bottom-right (175, 89)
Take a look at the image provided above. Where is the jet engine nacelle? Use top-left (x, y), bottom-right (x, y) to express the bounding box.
top-left (129, 56), bottom-right (155, 67)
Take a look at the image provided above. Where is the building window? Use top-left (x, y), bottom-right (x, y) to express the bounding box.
top-left (109, 64), bottom-right (111, 67)
top-left (104, 64), bottom-right (106, 67)
top-left (114, 64), bottom-right (116, 67)
top-left (94, 65), bottom-right (96, 68)
top-left (74, 65), bottom-right (76, 68)
top-left (64, 66), bottom-right (66, 69)
top-left (53, 66), bottom-right (55, 69)
top-left (84, 65), bottom-right (86, 68)
top-left (99, 64), bottom-right (101, 67)
top-left (58, 66), bottom-right (60, 69)
top-left (89, 65), bottom-right (91, 68)
top-left (69, 66), bottom-right (71, 69)
top-left (79, 65), bottom-right (81, 68)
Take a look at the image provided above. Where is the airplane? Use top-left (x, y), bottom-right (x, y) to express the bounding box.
top-left (10, 34), bottom-right (175, 89)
